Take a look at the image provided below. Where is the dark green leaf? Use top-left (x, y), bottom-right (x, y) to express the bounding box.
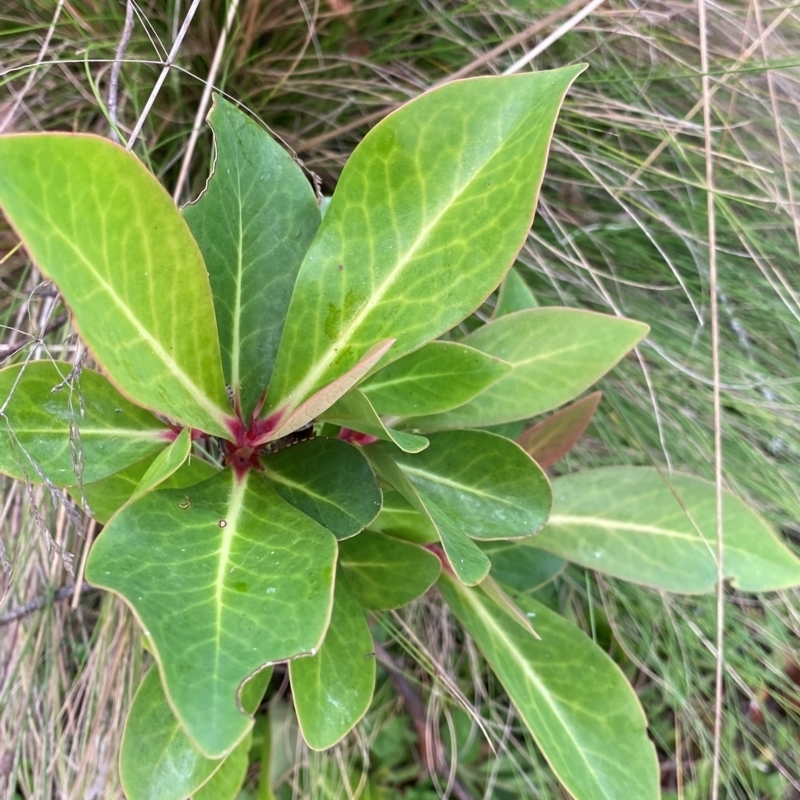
top-left (261, 436), bottom-right (381, 539)
top-left (183, 95), bottom-right (321, 420)
top-left (369, 490), bottom-right (438, 544)
top-left (479, 541), bottom-right (565, 593)
top-left (339, 530), bottom-right (440, 609)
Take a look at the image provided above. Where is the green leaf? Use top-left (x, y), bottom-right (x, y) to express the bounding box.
top-left (320, 389), bottom-right (428, 453)
top-left (360, 341), bottom-right (511, 417)
top-left (366, 444), bottom-right (490, 586)
top-left (183, 95), bottom-right (321, 421)
top-left (339, 530), bottom-right (440, 609)
top-left (75, 455), bottom-right (218, 524)
top-left (379, 430), bottom-right (551, 541)
top-left (369, 490), bottom-right (438, 544)
top-left (131, 427), bottom-right (192, 501)
top-left (517, 391), bottom-right (602, 469)
top-left (493, 267), bottom-right (538, 317)
top-left (260, 339), bottom-right (394, 443)
top-left (290, 572), bottom-right (375, 750)
top-left (438, 574), bottom-right (659, 800)
top-left (261, 436), bottom-right (381, 539)
top-left (408, 309), bottom-right (648, 430)
top-left (479, 541), bottom-right (565, 593)
top-left (120, 666), bottom-right (271, 800)
top-left (0, 361), bottom-right (168, 485)
top-left (264, 67), bottom-right (585, 421)
top-left (191, 731), bottom-right (251, 800)
top-left (85, 468), bottom-right (337, 757)
top-left (536, 466), bottom-right (800, 593)
top-left (0, 135), bottom-right (233, 437)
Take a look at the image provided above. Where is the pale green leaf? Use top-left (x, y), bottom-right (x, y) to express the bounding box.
top-left (536, 467), bottom-right (800, 593)
top-left (320, 389), bottom-right (428, 453)
top-left (360, 341), bottom-right (511, 417)
top-left (409, 309), bottom-right (647, 430)
top-left (264, 67), bottom-right (585, 421)
top-left (131, 426), bottom-right (192, 500)
top-left (74, 455), bottom-right (218, 524)
top-left (85, 468), bottom-right (337, 757)
top-left (0, 361), bottom-right (167, 486)
top-left (339, 530), bottom-right (440, 609)
top-left (290, 572), bottom-right (375, 750)
top-left (379, 430), bottom-right (551, 541)
top-left (120, 666), bottom-right (271, 800)
top-left (439, 574), bottom-right (659, 800)
top-left (183, 95), bottom-right (321, 420)
top-left (0, 135), bottom-right (233, 437)
top-left (493, 266), bottom-right (538, 317)
top-left (261, 436), bottom-right (381, 539)
top-left (191, 731), bottom-right (251, 800)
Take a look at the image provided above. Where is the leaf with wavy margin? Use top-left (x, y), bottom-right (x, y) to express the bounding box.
top-left (86, 468), bottom-right (337, 757)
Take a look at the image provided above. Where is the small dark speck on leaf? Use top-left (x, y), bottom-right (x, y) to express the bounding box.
top-left (219, 520), bottom-right (227, 528)
top-left (338, 263), bottom-right (344, 271)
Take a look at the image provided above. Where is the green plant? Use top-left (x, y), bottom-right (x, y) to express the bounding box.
top-left (1, 66), bottom-right (798, 800)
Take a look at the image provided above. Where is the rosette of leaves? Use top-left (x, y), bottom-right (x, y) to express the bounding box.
top-left (1, 68), bottom-right (799, 800)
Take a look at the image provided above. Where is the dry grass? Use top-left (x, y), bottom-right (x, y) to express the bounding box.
top-left (1, 0), bottom-right (799, 797)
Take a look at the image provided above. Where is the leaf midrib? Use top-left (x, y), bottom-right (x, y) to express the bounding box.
top-left (283, 110), bottom-right (536, 411)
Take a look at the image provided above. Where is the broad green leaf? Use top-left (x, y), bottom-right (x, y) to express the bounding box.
top-left (290, 572), bottom-right (375, 750)
top-left (74, 455), bottom-right (218, 524)
top-left (120, 666), bottom-right (271, 800)
top-left (536, 467), bottom-right (800, 593)
top-left (369, 490), bottom-right (438, 544)
top-left (0, 135), bottom-right (233, 437)
top-left (360, 341), bottom-right (511, 417)
top-left (517, 392), bottom-right (602, 469)
top-left (438, 574), bottom-right (659, 800)
top-left (131, 426), bottom-right (191, 500)
top-left (380, 430), bottom-right (551, 541)
top-left (479, 541), bottom-right (565, 593)
top-left (191, 731), bottom-right (251, 800)
top-left (258, 339), bottom-right (394, 444)
top-left (183, 95), bottom-right (321, 421)
top-left (493, 266), bottom-right (538, 317)
top-left (320, 389), bottom-right (428, 453)
top-left (264, 67), bottom-right (585, 420)
top-left (366, 444), bottom-right (490, 585)
top-left (0, 361), bottom-right (167, 485)
top-left (409, 309), bottom-right (648, 430)
top-left (261, 436), bottom-right (381, 539)
top-left (339, 530), bottom-right (440, 609)
top-left (85, 468), bottom-right (337, 757)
